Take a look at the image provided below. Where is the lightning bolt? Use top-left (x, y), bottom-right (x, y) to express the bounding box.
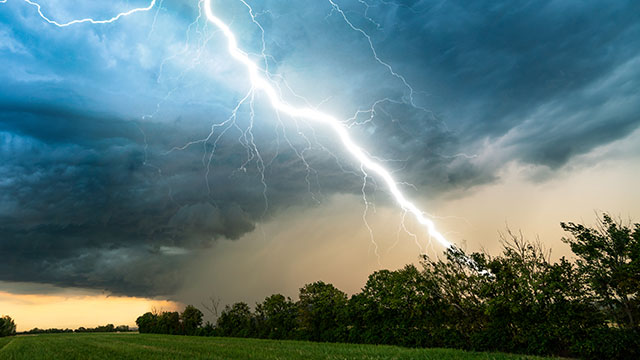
top-left (326, 0), bottom-right (421, 108)
top-left (6, 0), bottom-right (485, 268)
top-left (19, 0), bottom-right (157, 27)
top-left (201, 0), bottom-right (456, 252)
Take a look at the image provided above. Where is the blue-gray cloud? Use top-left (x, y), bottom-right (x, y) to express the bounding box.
top-left (0, 0), bottom-right (638, 296)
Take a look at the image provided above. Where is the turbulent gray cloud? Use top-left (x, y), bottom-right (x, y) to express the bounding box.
top-left (0, 0), bottom-right (639, 296)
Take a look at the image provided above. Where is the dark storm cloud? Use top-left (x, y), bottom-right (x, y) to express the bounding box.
top-left (0, 100), bottom-right (372, 296)
top-left (0, 102), bottom-right (140, 144)
top-left (0, 0), bottom-right (639, 296)
top-left (352, 0), bottom-right (640, 167)
top-left (0, 110), bottom-right (260, 295)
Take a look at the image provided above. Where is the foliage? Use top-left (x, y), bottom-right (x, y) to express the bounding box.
top-left (134, 214), bottom-right (640, 359)
top-left (136, 305), bottom-right (204, 335)
top-left (254, 294), bottom-right (297, 339)
top-left (0, 315), bottom-right (16, 337)
top-left (477, 231), bottom-right (600, 355)
top-left (135, 312), bottom-right (158, 334)
top-left (297, 281), bottom-right (349, 342)
top-left (181, 305), bottom-right (204, 336)
top-left (21, 324), bottom-right (131, 335)
top-left (75, 324), bottom-right (129, 333)
top-left (420, 248), bottom-right (489, 349)
top-left (570, 327), bottom-right (640, 360)
top-left (23, 328), bottom-right (74, 334)
top-left (561, 214), bottom-right (640, 329)
top-left (216, 302), bottom-right (255, 338)
top-left (349, 265), bottom-right (445, 347)
top-left (157, 311), bottom-right (181, 335)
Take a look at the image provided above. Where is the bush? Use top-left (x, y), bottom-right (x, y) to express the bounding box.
top-left (571, 328), bottom-right (640, 360)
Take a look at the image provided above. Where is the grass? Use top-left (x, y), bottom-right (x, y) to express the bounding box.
top-left (0, 337), bottom-right (12, 351)
top-left (0, 333), bottom-right (556, 359)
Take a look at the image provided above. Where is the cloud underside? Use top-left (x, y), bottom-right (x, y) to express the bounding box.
top-left (0, 0), bottom-right (639, 296)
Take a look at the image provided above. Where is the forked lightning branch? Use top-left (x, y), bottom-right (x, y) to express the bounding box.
top-left (5, 0), bottom-right (471, 263)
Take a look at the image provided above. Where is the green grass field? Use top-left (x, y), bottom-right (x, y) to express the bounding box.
top-left (0, 333), bottom-right (557, 360)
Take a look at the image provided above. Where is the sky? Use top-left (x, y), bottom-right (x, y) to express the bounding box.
top-left (1, 0), bottom-right (639, 330)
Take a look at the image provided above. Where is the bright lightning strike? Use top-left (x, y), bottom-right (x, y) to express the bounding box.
top-left (7, 0), bottom-right (482, 266)
top-left (200, 0), bottom-right (456, 252)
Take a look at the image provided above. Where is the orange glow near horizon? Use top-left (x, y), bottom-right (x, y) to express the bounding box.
top-left (0, 290), bottom-right (182, 332)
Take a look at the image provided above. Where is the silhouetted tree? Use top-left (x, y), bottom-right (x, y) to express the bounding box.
top-left (562, 214), bottom-right (639, 329)
top-left (419, 247), bottom-right (490, 349)
top-left (181, 305), bottom-right (204, 335)
top-left (254, 294), bottom-right (297, 339)
top-left (114, 325), bottom-right (130, 332)
top-left (24, 328), bottom-right (72, 334)
top-left (216, 302), bottom-right (254, 338)
top-left (478, 231), bottom-right (599, 355)
top-left (201, 296), bottom-right (221, 320)
top-left (562, 214), bottom-right (640, 359)
top-left (0, 316), bottom-right (16, 337)
top-left (297, 281), bottom-right (348, 342)
top-left (349, 265), bottom-right (445, 346)
top-left (136, 312), bottom-right (159, 334)
top-left (158, 311), bottom-right (181, 335)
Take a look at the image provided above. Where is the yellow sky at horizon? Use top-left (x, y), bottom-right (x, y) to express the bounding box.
top-left (0, 290), bottom-right (181, 332)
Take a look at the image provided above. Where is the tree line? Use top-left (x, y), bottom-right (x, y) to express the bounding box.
top-left (138, 214), bottom-right (639, 359)
top-left (136, 305), bottom-right (205, 335)
top-left (0, 317), bottom-right (134, 336)
top-left (20, 324), bottom-right (133, 334)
